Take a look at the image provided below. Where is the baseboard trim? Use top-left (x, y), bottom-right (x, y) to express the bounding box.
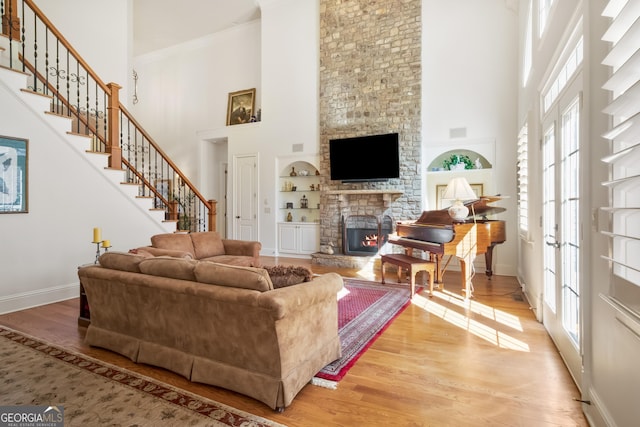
top-left (585, 386), bottom-right (616, 427)
top-left (0, 283), bottom-right (77, 315)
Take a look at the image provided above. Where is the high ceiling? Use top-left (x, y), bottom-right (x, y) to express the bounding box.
top-left (133, 0), bottom-right (261, 56)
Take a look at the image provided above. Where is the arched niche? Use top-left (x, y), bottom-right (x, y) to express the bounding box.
top-left (424, 139), bottom-right (496, 211)
top-left (428, 149), bottom-right (492, 171)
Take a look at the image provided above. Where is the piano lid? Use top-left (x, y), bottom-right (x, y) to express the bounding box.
top-left (416, 195), bottom-right (507, 225)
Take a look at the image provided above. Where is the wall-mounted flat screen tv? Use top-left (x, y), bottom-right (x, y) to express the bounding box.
top-left (329, 133), bottom-right (400, 182)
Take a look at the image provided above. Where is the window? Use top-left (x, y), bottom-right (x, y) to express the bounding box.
top-left (601, 0), bottom-right (640, 315)
top-left (542, 32), bottom-right (583, 113)
top-left (523, 1), bottom-right (533, 87)
top-left (538, 0), bottom-right (555, 36)
top-left (517, 124), bottom-right (529, 235)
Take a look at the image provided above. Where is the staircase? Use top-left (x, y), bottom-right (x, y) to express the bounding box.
top-left (0, 66), bottom-right (176, 231)
top-left (0, 0), bottom-right (216, 232)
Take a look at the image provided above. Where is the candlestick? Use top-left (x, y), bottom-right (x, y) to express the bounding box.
top-left (101, 240), bottom-right (111, 251)
top-left (93, 241), bottom-right (101, 264)
top-left (93, 227), bottom-right (101, 243)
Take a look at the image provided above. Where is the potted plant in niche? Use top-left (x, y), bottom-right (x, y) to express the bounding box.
top-left (442, 154), bottom-right (474, 171)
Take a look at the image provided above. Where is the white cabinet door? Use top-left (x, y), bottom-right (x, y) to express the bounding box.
top-left (278, 223), bottom-right (319, 256)
top-left (298, 224), bottom-right (319, 254)
top-left (278, 223), bottom-right (298, 253)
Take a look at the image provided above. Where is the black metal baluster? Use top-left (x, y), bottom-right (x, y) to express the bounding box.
top-left (44, 28), bottom-right (49, 99)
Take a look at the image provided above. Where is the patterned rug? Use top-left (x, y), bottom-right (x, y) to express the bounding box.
top-left (0, 326), bottom-right (286, 427)
top-left (314, 278), bottom-right (415, 383)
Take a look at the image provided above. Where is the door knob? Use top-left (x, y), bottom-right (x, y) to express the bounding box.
top-left (545, 240), bottom-right (560, 249)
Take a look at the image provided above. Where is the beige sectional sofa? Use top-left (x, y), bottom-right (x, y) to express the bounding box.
top-left (78, 252), bottom-right (343, 411)
top-left (134, 231), bottom-right (261, 267)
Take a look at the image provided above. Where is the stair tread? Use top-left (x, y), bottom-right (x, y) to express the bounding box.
top-left (20, 88), bottom-right (53, 99)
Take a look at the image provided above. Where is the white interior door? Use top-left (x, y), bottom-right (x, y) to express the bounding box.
top-left (541, 75), bottom-right (583, 388)
top-left (232, 154), bottom-right (258, 241)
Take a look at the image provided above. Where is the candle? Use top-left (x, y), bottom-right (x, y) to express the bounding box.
top-left (93, 227), bottom-right (101, 243)
top-left (101, 240), bottom-right (111, 248)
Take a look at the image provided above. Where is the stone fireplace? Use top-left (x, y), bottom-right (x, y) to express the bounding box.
top-left (317, 0), bottom-right (423, 267)
top-left (342, 214), bottom-right (394, 256)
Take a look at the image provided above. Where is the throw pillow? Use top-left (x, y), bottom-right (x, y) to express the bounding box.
top-left (264, 265), bottom-right (312, 289)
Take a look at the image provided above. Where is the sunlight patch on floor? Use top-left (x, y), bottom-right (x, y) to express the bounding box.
top-left (336, 286), bottom-right (351, 301)
top-left (436, 289), bottom-right (524, 332)
top-left (412, 292), bottom-right (530, 352)
top-left (355, 258), bottom-right (380, 281)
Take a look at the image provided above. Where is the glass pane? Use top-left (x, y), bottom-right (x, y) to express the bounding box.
top-left (561, 100), bottom-right (580, 345)
top-left (543, 124), bottom-right (557, 312)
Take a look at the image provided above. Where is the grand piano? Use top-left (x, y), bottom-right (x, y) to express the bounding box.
top-left (388, 196), bottom-right (506, 298)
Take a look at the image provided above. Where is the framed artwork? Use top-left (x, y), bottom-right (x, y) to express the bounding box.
top-left (0, 136), bottom-right (28, 213)
top-left (226, 88), bottom-right (256, 126)
top-left (436, 183), bottom-right (483, 210)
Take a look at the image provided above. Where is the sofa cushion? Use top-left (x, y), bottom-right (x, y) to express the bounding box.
top-left (194, 262), bottom-right (274, 292)
top-left (99, 252), bottom-right (145, 273)
top-left (264, 265), bottom-right (313, 289)
top-left (150, 233), bottom-right (196, 258)
top-left (139, 257), bottom-right (197, 282)
top-left (190, 231), bottom-right (225, 259)
top-left (131, 246), bottom-right (194, 259)
top-left (202, 255), bottom-right (257, 267)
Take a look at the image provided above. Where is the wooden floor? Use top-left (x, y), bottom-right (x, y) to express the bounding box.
top-left (0, 256), bottom-right (588, 427)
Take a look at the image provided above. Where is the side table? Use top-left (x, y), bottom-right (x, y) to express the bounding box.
top-left (77, 264), bottom-right (93, 327)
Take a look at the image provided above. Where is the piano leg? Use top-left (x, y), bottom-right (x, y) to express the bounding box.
top-left (459, 257), bottom-right (474, 299)
top-left (484, 243), bottom-right (497, 279)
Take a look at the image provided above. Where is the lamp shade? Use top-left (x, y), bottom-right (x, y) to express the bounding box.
top-left (442, 177), bottom-right (478, 221)
top-left (442, 177), bottom-right (478, 201)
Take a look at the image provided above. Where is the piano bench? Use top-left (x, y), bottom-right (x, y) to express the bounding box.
top-left (380, 254), bottom-right (436, 297)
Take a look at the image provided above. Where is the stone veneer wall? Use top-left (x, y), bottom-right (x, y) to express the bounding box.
top-left (319, 0), bottom-right (422, 252)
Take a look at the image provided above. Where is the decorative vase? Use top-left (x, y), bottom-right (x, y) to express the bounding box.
top-left (290, 167), bottom-right (297, 176)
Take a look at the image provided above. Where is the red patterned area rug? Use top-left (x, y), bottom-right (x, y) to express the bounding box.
top-left (314, 278), bottom-right (414, 383)
top-left (0, 326), bottom-right (286, 427)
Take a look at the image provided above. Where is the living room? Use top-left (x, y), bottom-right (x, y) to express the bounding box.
top-left (0, 0), bottom-right (638, 425)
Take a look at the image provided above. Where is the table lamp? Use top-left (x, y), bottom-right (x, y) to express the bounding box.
top-left (442, 177), bottom-right (478, 221)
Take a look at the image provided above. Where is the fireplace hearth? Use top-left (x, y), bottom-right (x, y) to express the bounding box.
top-left (342, 214), bottom-right (394, 256)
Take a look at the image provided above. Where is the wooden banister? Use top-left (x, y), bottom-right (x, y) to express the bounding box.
top-left (9, 0), bottom-right (216, 231)
top-left (2, 0), bottom-right (20, 41)
top-left (106, 82), bottom-right (122, 170)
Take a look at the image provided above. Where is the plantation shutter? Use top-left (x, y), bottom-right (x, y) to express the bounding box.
top-left (517, 124), bottom-right (529, 236)
top-left (600, 0), bottom-right (640, 316)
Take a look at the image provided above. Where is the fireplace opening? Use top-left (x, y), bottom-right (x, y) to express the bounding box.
top-left (342, 214), bottom-right (394, 256)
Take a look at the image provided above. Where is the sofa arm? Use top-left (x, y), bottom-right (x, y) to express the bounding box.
top-left (221, 239), bottom-right (261, 258)
top-left (257, 272), bottom-right (343, 319)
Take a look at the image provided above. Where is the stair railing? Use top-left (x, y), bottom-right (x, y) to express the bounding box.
top-left (1, 0), bottom-right (216, 232)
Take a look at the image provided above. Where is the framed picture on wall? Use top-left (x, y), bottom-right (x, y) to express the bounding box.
top-left (0, 136), bottom-right (28, 214)
top-left (436, 183), bottom-right (483, 210)
top-left (226, 88), bottom-right (256, 126)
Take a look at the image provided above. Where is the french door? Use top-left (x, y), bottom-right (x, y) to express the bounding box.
top-left (541, 74), bottom-right (583, 388)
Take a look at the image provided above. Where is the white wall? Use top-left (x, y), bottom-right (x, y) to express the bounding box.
top-left (423, 0), bottom-right (519, 276)
top-left (0, 76), bottom-right (172, 314)
top-left (252, 0), bottom-right (320, 254)
top-left (130, 20), bottom-right (262, 203)
top-left (35, 0), bottom-right (132, 96)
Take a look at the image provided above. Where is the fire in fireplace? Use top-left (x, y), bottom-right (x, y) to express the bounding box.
top-left (342, 214), bottom-right (394, 256)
